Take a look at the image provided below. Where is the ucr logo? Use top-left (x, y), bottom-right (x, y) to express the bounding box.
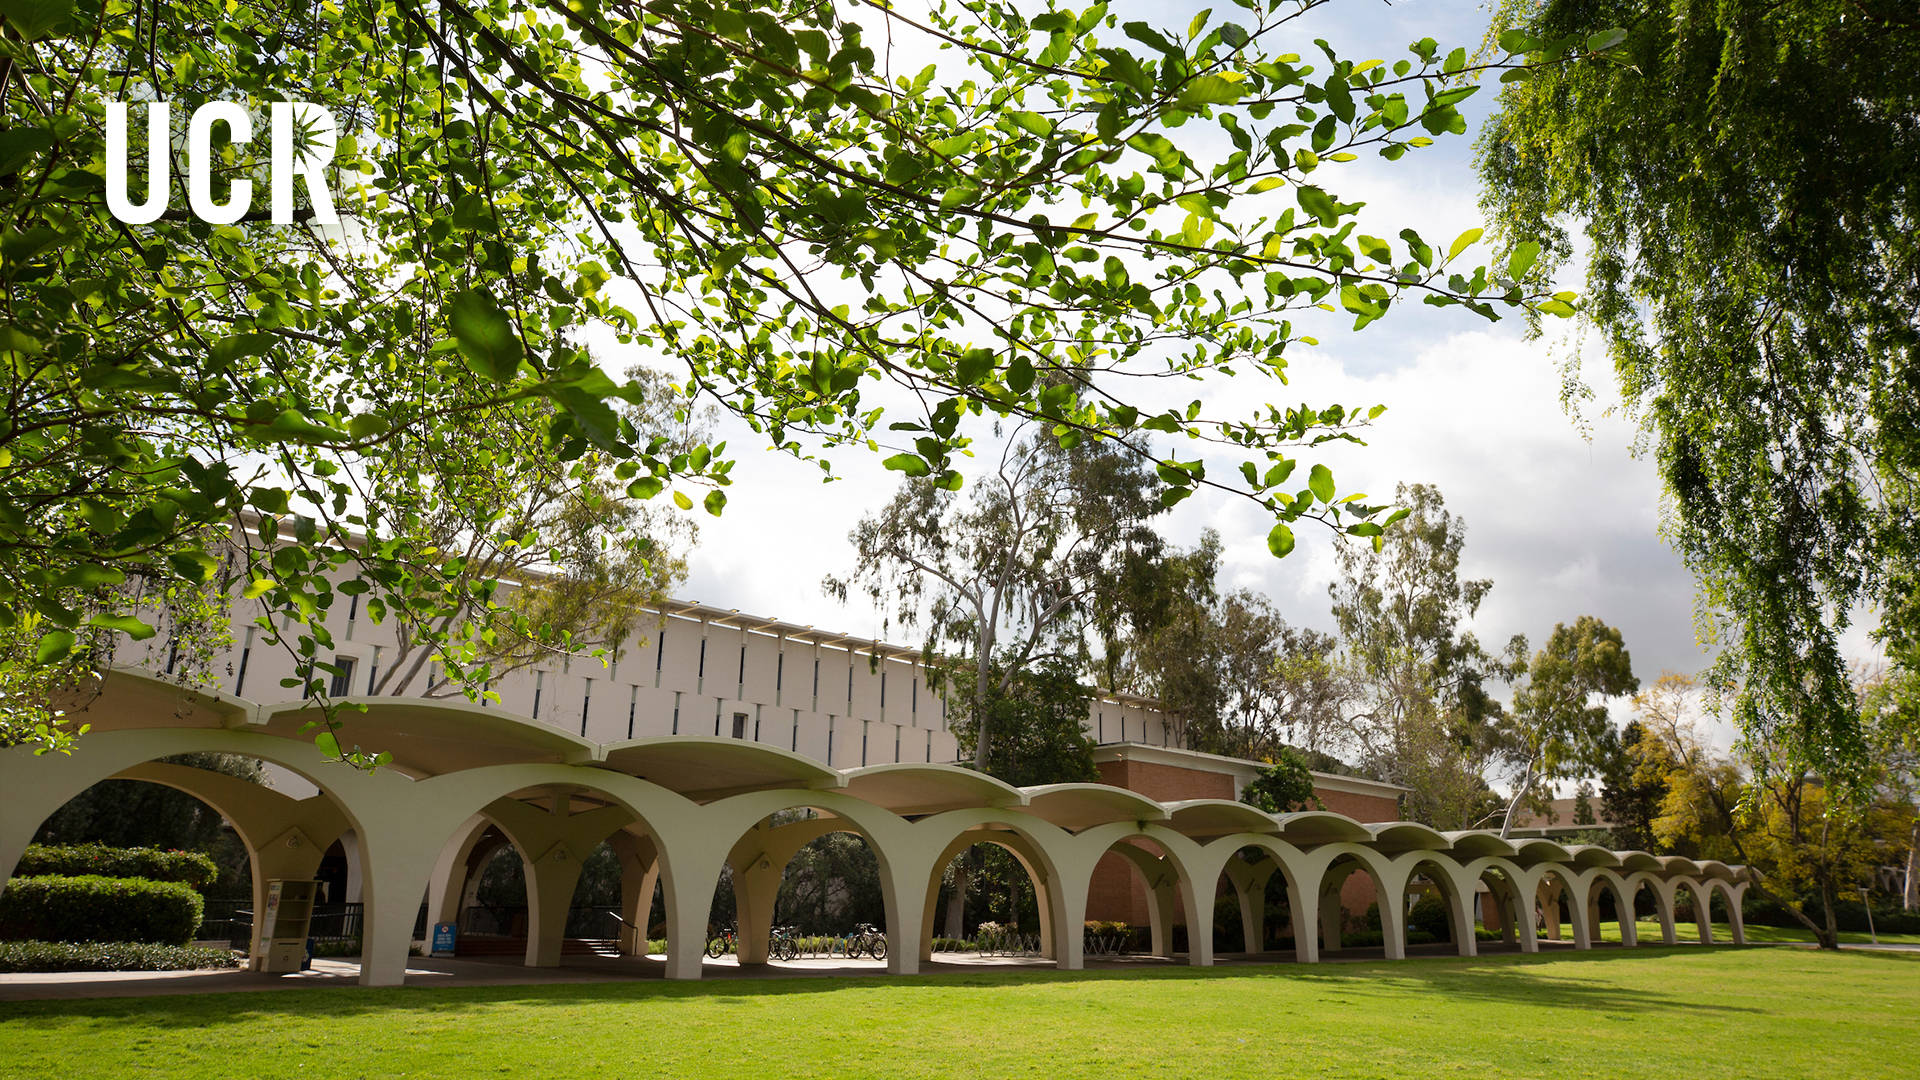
top-left (106, 101), bottom-right (339, 226)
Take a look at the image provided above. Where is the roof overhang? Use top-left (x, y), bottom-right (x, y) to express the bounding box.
top-left (596, 736), bottom-right (841, 800)
top-left (838, 763), bottom-right (1026, 815)
top-left (1021, 784), bottom-right (1169, 831)
top-left (1162, 799), bottom-right (1280, 838)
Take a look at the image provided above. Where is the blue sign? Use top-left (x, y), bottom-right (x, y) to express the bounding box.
top-left (431, 922), bottom-right (457, 958)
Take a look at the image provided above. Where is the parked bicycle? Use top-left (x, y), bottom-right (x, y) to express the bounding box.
top-left (768, 925), bottom-right (801, 961)
top-left (705, 925), bottom-right (738, 959)
top-left (850, 922), bottom-right (887, 960)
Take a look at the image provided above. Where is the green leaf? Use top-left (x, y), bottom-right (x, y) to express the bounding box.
top-left (166, 550), bottom-right (219, 583)
top-left (672, 490), bottom-right (694, 511)
top-left (88, 613), bottom-right (156, 640)
top-left (1176, 75), bottom-right (1246, 110)
top-left (627, 476), bottom-right (664, 500)
top-left (55, 565), bottom-right (125, 589)
top-left (883, 452), bottom-right (932, 477)
top-left (0, 127), bottom-right (54, 177)
top-left (703, 490), bottom-right (728, 516)
top-left (1447, 228), bottom-right (1483, 261)
top-left (0, 0), bottom-right (76, 40)
top-left (1095, 48), bottom-right (1152, 94)
top-left (314, 730), bottom-right (342, 758)
top-left (1308, 463), bottom-right (1335, 503)
top-left (1507, 240), bottom-right (1541, 280)
top-left (35, 630), bottom-right (76, 664)
top-left (1586, 28), bottom-right (1628, 52)
top-left (243, 576), bottom-right (277, 599)
top-left (1011, 112), bottom-right (1052, 137)
top-left (447, 289), bottom-right (525, 383)
top-left (1266, 522), bottom-right (1296, 558)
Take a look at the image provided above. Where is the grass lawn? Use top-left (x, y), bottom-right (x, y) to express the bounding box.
top-left (1, 948), bottom-right (1916, 1080)
top-left (1585, 920), bottom-right (1920, 946)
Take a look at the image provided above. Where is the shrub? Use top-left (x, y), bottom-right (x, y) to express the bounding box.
top-left (0, 875), bottom-right (205, 945)
top-left (0, 940), bottom-right (238, 973)
top-left (14, 844), bottom-right (219, 889)
top-left (1407, 895), bottom-right (1454, 941)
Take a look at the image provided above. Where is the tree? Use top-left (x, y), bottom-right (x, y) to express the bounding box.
top-left (1328, 482), bottom-right (1514, 828)
top-left (357, 368), bottom-right (708, 698)
top-left (1240, 747), bottom-right (1323, 813)
top-left (1859, 666), bottom-right (1920, 910)
top-left (1477, 0), bottom-right (1920, 788)
top-left (3, 0), bottom-right (1597, 761)
top-left (1599, 719), bottom-right (1666, 852)
top-left (947, 660), bottom-right (1100, 789)
top-left (827, 429), bottom-right (1159, 770)
top-left (1492, 615), bottom-right (1638, 838)
top-left (1630, 671), bottom-right (1902, 949)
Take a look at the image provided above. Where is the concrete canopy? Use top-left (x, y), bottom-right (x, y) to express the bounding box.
top-left (597, 736), bottom-right (840, 800)
top-left (1273, 810), bottom-right (1374, 845)
top-left (72, 668), bottom-right (254, 732)
top-left (1022, 784), bottom-right (1169, 831)
top-left (1616, 851), bottom-right (1663, 872)
top-left (1658, 856), bottom-right (1702, 876)
top-left (1567, 845), bottom-right (1623, 869)
top-left (1443, 831), bottom-right (1519, 859)
top-left (1366, 821), bottom-right (1453, 854)
top-left (838, 763), bottom-right (1026, 816)
top-left (257, 698), bottom-right (600, 777)
top-left (1161, 799), bottom-right (1282, 838)
top-left (1509, 838), bottom-right (1576, 867)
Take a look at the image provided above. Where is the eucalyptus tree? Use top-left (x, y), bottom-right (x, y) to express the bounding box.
top-left (3, 0), bottom-right (1608, 759)
top-left (1477, 0), bottom-right (1920, 789)
top-left (1491, 615), bottom-right (1637, 838)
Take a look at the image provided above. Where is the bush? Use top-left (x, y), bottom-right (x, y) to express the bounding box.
top-left (1407, 895), bottom-right (1453, 941)
top-left (14, 843), bottom-right (219, 889)
top-left (0, 940), bottom-right (238, 973)
top-left (0, 875), bottom-right (205, 946)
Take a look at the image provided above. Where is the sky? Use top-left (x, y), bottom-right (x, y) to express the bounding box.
top-left (615, 0), bottom-right (1877, 749)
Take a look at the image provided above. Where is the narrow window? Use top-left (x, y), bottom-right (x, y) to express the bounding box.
top-left (860, 720), bottom-right (869, 766)
top-left (697, 637), bottom-right (707, 693)
top-left (776, 652), bottom-right (785, 704)
top-left (671, 691), bottom-right (682, 734)
top-left (714, 698), bottom-right (723, 736)
top-left (366, 646), bottom-right (380, 696)
top-left (812, 658), bottom-right (820, 710)
top-left (234, 626), bottom-right (255, 696)
top-left (328, 656), bottom-right (357, 698)
top-left (791, 709), bottom-right (800, 752)
top-left (532, 670), bottom-right (545, 720)
top-left (732, 711), bottom-right (748, 739)
top-left (654, 630), bottom-right (667, 688)
top-left (826, 715), bottom-right (835, 766)
top-left (627, 685), bottom-right (639, 739)
top-left (737, 644), bottom-right (747, 696)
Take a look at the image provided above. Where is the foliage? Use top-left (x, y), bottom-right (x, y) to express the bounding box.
top-left (1477, 0), bottom-right (1920, 790)
top-left (2, 0), bottom-right (1593, 765)
top-left (774, 831), bottom-right (887, 936)
top-left (1240, 747), bottom-right (1322, 813)
top-left (0, 940), bottom-right (239, 973)
top-left (1407, 894), bottom-right (1452, 941)
top-left (1102, 529), bottom-right (1346, 759)
top-left (0, 875), bottom-right (205, 946)
top-left (15, 844), bottom-right (218, 889)
top-left (829, 430), bottom-right (1159, 769)
top-left (1328, 482), bottom-right (1513, 828)
top-left (947, 660), bottom-right (1098, 787)
top-left (1491, 615), bottom-right (1637, 836)
top-left (1599, 720), bottom-right (1665, 852)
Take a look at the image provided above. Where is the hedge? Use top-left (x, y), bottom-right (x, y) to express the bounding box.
top-left (15, 843), bottom-right (219, 889)
top-left (0, 875), bottom-right (205, 946)
top-left (0, 940), bottom-right (239, 973)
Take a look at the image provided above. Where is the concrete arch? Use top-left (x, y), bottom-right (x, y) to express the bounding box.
top-left (1675, 876), bottom-right (1718, 944)
top-left (1621, 870), bottom-right (1680, 945)
top-left (1455, 856), bottom-right (1534, 953)
top-left (1200, 834), bottom-right (1318, 963)
top-left (696, 789), bottom-right (919, 975)
top-left (1382, 851), bottom-right (1477, 957)
top-left (912, 809), bottom-right (1077, 968)
top-left (1290, 843), bottom-right (1401, 959)
top-left (1532, 865), bottom-right (1591, 948)
top-left (108, 761), bottom-right (353, 957)
top-left (1575, 867), bottom-right (1638, 948)
top-left (1067, 823), bottom-right (1210, 964)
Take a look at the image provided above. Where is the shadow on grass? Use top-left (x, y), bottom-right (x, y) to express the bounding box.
top-left (7, 945), bottom-right (1894, 1029)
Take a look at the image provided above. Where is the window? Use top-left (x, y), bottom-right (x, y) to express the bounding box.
top-left (328, 656), bottom-right (357, 698)
top-left (532, 670), bottom-right (545, 720)
top-left (732, 711), bottom-right (748, 739)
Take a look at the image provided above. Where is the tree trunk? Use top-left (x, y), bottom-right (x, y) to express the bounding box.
top-left (1905, 819), bottom-right (1918, 912)
top-left (1816, 877), bottom-right (1840, 950)
top-left (942, 857), bottom-right (969, 940)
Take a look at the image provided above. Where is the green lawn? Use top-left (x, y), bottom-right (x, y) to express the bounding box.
top-left (2, 949), bottom-right (1916, 1079)
top-left (1584, 920), bottom-right (1920, 946)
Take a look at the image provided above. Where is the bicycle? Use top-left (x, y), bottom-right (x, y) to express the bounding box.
top-left (851, 921), bottom-right (888, 960)
top-left (705, 925), bottom-right (737, 959)
top-left (768, 924), bottom-right (801, 961)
